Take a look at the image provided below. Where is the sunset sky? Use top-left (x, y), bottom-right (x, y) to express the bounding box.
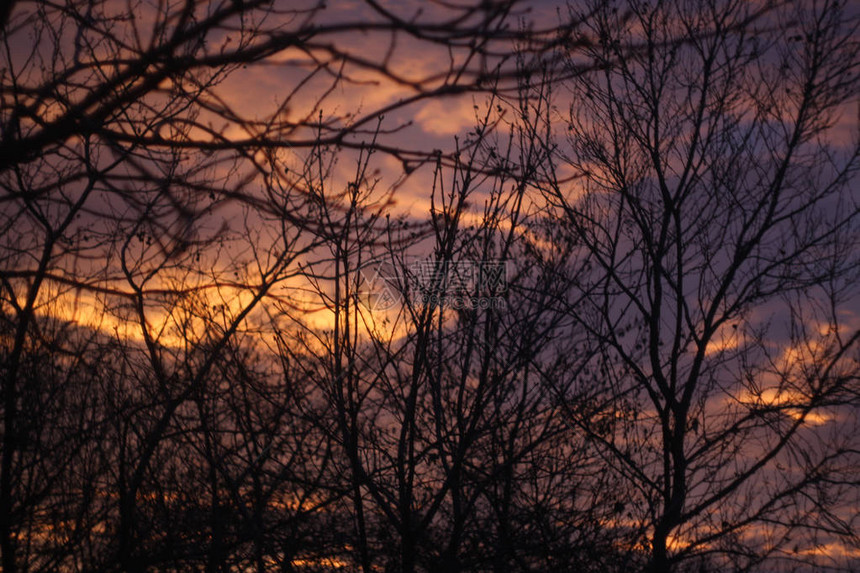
top-left (1, 1), bottom-right (858, 572)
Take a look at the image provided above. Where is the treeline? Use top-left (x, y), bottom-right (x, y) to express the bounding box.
top-left (1, 1), bottom-right (859, 572)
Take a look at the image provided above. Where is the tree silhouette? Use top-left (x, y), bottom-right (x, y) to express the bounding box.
top-left (529, 0), bottom-right (860, 570)
top-left (0, 1), bottom-right (592, 571)
top-left (1, 0), bottom-right (858, 572)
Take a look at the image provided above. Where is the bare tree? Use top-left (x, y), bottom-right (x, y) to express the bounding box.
top-left (8, 0), bottom-right (856, 572)
top-left (0, 1), bottom-right (595, 571)
top-left (530, 0), bottom-right (860, 571)
top-left (277, 97), bottom-right (637, 572)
